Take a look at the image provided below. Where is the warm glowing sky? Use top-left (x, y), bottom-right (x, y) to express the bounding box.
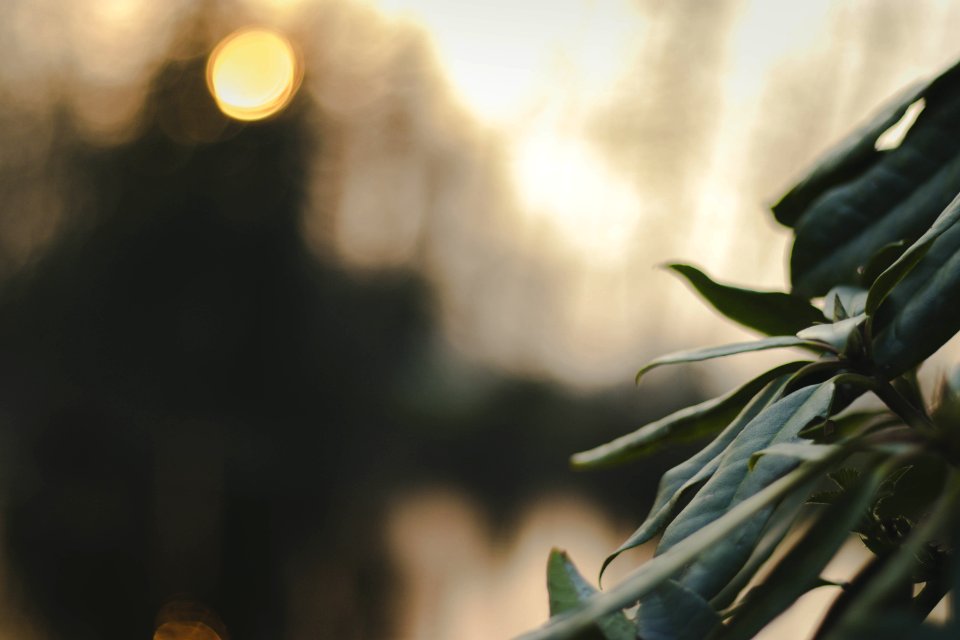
top-left (347, 0), bottom-right (960, 389)
top-left (4, 0), bottom-right (960, 391)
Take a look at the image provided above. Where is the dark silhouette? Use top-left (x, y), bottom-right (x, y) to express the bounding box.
top-left (0, 49), bottom-right (701, 639)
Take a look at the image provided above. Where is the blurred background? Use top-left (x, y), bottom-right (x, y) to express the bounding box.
top-left (1, 1), bottom-right (960, 638)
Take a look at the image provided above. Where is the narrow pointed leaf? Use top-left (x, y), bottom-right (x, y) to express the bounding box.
top-left (709, 490), bottom-right (809, 611)
top-left (790, 142), bottom-right (960, 297)
top-left (796, 315), bottom-right (866, 352)
top-left (822, 616), bottom-right (954, 640)
top-left (665, 263), bottom-right (825, 336)
top-left (598, 374), bottom-right (795, 579)
top-left (805, 490), bottom-right (843, 505)
top-left (866, 191), bottom-right (960, 315)
top-left (782, 360), bottom-right (847, 396)
top-left (798, 410), bottom-right (896, 443)
top-left (771, 80), bottom-right (931, 227)
top-left (822, 472), bottom-right (960, 640)
top-left (546, 549), bottom-right (635, 640)
top-left (823, 285), bottom-right (868, 320)
top-left (719, 456), bottom-right (890, 640)
top-left (773, 57), bottom-right (960, 228)
top-left (655, 378), bottom-right (868, 600)
top-left (574, 362), bottom-right (808, 469)
top-left (517, 457), bottom-right (842, 640)
top-left (859, 241), bottom-right (908, 287)
top-left (748, 442), bottom-right (841, 471)
top-left (871, 218), bottom-right (960, 377)
top-left (830, 294), bottom-right (849, 320)
top-left (949, 500), bottom-right (960, 626)
top-left (785, 60), bottom-right (960, 297)
top-left (635, 337), bottom-right (829, 384)
top-left (634, 580), bottom-right (719, 640)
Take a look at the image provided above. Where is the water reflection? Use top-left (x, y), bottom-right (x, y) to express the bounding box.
top-left (388, 489), bottom-right (653, 639)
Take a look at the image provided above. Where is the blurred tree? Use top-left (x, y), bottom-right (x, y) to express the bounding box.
top-left (0, 44), bottom-right (700, 640)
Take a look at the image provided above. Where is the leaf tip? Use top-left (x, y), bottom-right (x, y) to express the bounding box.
top-left (569, 451), bottom-right (592, 470)
top-left (548, 547), bottom-right (568, 561)
top-left (598, 552), bottom-right (619, 588)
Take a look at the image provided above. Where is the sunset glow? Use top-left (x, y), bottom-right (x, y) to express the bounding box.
top-left (207, 28), bottom-right (302, 121)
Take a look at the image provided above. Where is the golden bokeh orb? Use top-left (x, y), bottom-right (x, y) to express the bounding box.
top-left (206, 28), bottom-right (302, 121)
top-left (153, 621), bottom-right (223, 640)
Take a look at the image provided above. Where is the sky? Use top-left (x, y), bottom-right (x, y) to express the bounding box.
top-left (3, 0), bottom-right (960, 392)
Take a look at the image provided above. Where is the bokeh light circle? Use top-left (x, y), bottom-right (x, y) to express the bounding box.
top-left (153, 621), bottom-right (223, 640)
top-left (206, 28), bottom-right (302, 121)
top-left (153, 599), bottom-right (227, 640)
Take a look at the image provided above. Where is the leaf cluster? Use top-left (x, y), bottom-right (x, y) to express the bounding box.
top-left (523, 57), bottom-right (960, 640)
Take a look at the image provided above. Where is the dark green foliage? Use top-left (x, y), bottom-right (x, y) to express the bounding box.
top-left (772, 59), bottom-right (960, 229)
top-left (719, 458), bottom-right (891, 640)
top-left (634, 580), bottom-right (718, 640)
top-left (573, 362), bottom-right (808, 469)
top-left (594, 376), bottom-right (795, 577)
top-left (634, 336), bottom-right (834, 384)
top-left (665, 264), bottom-right (825, 336)
top-left (780, 60), bottom-right (960, 297)
top-left (525, 56), bottom-right (960, 640)
top-left (546, 550), bottom-right (635, 640)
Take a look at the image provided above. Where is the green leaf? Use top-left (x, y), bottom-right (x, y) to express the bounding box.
top-left (866, 192), bottom-right (960, 315)
top-left (773, 58), bottom-right (960, 228)
top-left (871, 216), bottom-right (960, 377)
top-left (791, 146), bottom-right (960, 298)
top-left (932, 364), bottom-right (960, 429)
top-left (949, 500), bottom-right (960, 627)
top-left (823, 285), bottom-right (868, 321)
top-left (748, 442), bottom-right (841, 471)
top-left (781, 360), bottom-right (847, 397)
top-left (858, 241), bottom-right (908, 288)
top-left (811, 554), bottom-right (888, 639)
top-left (821, 471), bottom-right (960, 640)
top-left (798, 410), bottom-right (895, 443)
top-left (664, 263), bottom-right (825, 336)
top-left (805, 489), bottom-right (843, 505)
top-left (796, 314), bottom-right (866, 353)
top-left (771, 78), bottom-right (932, 228)
top-left (634, 580), bottom-right (719, 640)
top-left (656, 379), bottom-right (850, 600)
top-left (635, 337), bottom-right (831, 384)
top-left (821, 616), bottom-right (954, 640)
top-left (828, 467), bottom-right (862, 490)
top-left (709, 488), bottom-right (810, 611)
top-left (573, 362), bottom-right (808, 468)
top-left (872, 458), bottom-right (947, 525)
top-left (597, 373), bottom-right (794, 579)
top-left (718, 455), bottom-right (890, 640)
top-left (654, 383), bottom-right (838, 549)
top-left (815, 547), bottom-right (952, 636)
top-left (784, 59), bottom-right (960, 297)
top-left (517, 456), bottom-right (842, 640)
top-left (546, 549), bottom-right (635, 640)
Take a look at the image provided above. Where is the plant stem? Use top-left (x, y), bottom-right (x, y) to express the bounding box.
top-left (871, 378), bottom-right (937, 438)
top-left (821, 469), bottom-right (960, 639)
